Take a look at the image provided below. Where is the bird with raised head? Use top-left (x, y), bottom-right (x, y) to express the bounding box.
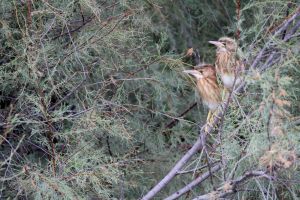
top-left (183, 64), bottom-right (222, 125)
top-left (209, 37), bottom-right (244, 90)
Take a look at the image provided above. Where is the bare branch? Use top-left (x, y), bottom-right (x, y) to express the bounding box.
top-left (164, 164), bottom-right (222, 200)
top-left (141, 81), bottom-right (236, 200)
top-left (177, 161), bottom-right (220, 175)
top-left (165, 102), bottom-right (197, 129)
top-left (141, 136), bottom-right (205, 200)
top-left (192, 170), bottom-right (272, 200)
top-left (250, 7), bottom-right (300, 70)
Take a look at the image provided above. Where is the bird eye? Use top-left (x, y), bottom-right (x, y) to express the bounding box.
top-left (219, 40), bottom-right (226, 46)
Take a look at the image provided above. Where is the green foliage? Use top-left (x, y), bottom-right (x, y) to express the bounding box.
top-left (0, 0), bottom-right (299, 199)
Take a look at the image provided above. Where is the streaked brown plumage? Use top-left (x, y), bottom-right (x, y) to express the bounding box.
top-left (209, 37), bottom-right (244, 89)
top-left (183, 64), bottom-right (222, 112)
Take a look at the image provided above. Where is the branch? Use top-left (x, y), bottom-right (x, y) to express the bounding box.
top-left (141, 85), bottom-right (235, 200)
top-left (164, 164), bottom-right (222, 200)
top-left (250, 6), bottom-right (300, 70)
top-left (283, 18), bottom-right (300, 41)
top-left (165, 102), bottom-right (197, 129)
top-left (176, 161), bottom-right (220, 175)
top-left (235, 0), bottom-right (241, 40)
top-left (141, 136), bottom-right (204, 200)
top-left (26, 0), bottom-right (32, 28)
top-left (51, 16), bottom-right (95, 40)
top-left (0, 134), bottom-right (25, 168)
top-left (281, 2), bottom-right (293, 39)
top-left (258, 16), bottom-right (300, 72)
top-left (0, 103), bottom-right (15, 145)
top-left (192, 170), bottom-right (272, 200)
top-left (49, 79), bottom-right (86, 110)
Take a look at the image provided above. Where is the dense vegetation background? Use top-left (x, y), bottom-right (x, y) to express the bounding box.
top-left (0, 0), bottom-right (299, 199)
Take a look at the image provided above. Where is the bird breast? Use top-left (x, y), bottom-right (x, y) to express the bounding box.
top-left (196, 78), bottom-right (221, 111)
top-left (221, 73), bottom-right (235, 88)
top-left (216, 51), bottom-right (237, 74)
top-left (203, 101), bottom-right (220, 111)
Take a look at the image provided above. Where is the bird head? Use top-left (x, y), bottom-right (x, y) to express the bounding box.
top-left (183, 64), bottom-right (216, 80)
top-left (209, 37), bottom-right (237, 52)
top-left (183, 65), bottom-right (221, 111)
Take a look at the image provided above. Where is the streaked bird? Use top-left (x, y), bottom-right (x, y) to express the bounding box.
top-left (183, 64), bottom-right (222, 125)
top-left (209, 37), bottom-right (244, 90)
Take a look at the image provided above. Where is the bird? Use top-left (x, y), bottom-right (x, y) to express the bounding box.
top-left (183, 64), bottom-right (222, 126)
top-left (209, 37), bottom-right (244, 90)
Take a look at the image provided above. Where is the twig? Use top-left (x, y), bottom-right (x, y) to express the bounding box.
top-left (51, 16), bottom-right (95, 40)
top-left (164, 164), bottom-right (222, 200)
top-left (258, 18), bottom-right (300, 72)
top-left (176, 161), bottom-right (220, 175)
top-left (217, 74), bottom-right (240, 182)
top-left (58, 11), bottom-right (130, 65)
top-left (29, 52), bottom-right (58, 176)
top-left (128, 58), bottom-right (162, 77)
top-left (192, 170), bottom-right (272, 200)
top-left (250, 7), bottom-right (300, 70)
top-left (282, 2), bottom-right (293, 40)
top-left (106, 135), bottom-right (113, 156)
top-left (257, 10), bottom-right (300, 72)
top-left (165, 102), bottom-right (197, 129)
top-left (26, 0), bottom-right (32, 28)
top-left (119, 173), bottom-right (125, 200)
top-left (259, 51), bottom-right (277, 72)
top-left (266, 92), bottom-right (275, 150)
top-left (0, 103), bottom-right (15, 145)
top-left (228, 149), bottom-right (249, 180)
top-left (255, 179), bottom-right (268, 200)
top-left (0, 134), bottom-right (25, 168)
top-left (235, 0), bottom-right (241, 40)
top-left (284, 18), bottom-right (300, 41)
top-left (49, 79), bottom-right (86, 110)
top-left (202, 145), bottom-right (215, 190)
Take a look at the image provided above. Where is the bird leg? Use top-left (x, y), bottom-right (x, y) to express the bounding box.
top-left (204, 111), bottom-right (212, 132)
top-left (221, 88), bottom-right (230, 100)
top-left (206, 111), bottom-right (212, 122)
top-left (205, 110), bottom-right (221, 132)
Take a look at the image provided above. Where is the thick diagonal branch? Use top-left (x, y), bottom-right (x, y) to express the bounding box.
top-left (164, 164), bottom-right (222, 200)
top-left (141, 90), bottom-right (234, 200)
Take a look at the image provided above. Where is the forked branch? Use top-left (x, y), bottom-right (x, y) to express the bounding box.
top-left (192, 170), bottom-right (272, 200)
top-left (141, 85), bottom-right (235, 200)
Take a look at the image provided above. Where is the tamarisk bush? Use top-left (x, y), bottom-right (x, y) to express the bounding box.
top-left (0, 0), bottom-right (299, 199)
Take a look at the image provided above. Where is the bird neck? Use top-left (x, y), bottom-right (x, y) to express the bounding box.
top-left (196, 76), bottom-right (221, 100)
top-left (216, 50), bottom-right (236, 71)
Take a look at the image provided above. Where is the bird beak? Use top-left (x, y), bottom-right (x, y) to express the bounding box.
top-left (209, 41), bottom-right (224, 48)
top-left (183, 70), bottom-right (202, 79)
